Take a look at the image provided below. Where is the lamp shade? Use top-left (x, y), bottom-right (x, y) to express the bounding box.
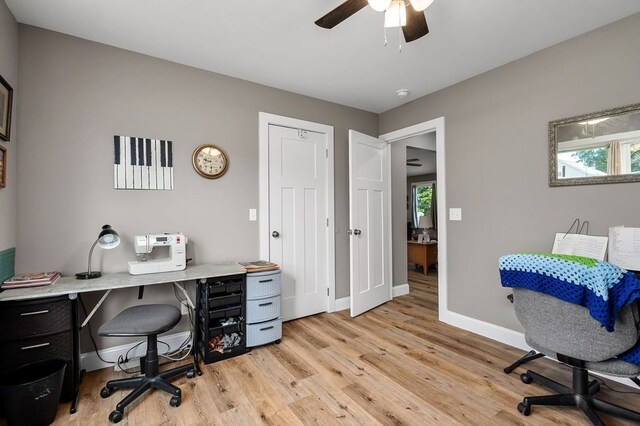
top-left (384, 1), bottom-right (407, 28)
top-left (411, 0), bottom-right (434, 11)
top-left (418, 214), bottom-right (432, 229)
top-left (368, 0), bottom-right (392, 12)
top-left (75, 224), bottom-right (120, 279)
top-left (98, 224), bottom-right (120, 249)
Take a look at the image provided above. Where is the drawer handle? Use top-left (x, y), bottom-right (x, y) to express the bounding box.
top-left (20, 310), bottom-right (49, 316)
top-left (21, 342), bottom-right (50, 350)
top-left (258, 302), bottom-right (273, 307)
top-left (260, 326), bottom-right (274, 331)
top-left (259, 279), bottom-right (273, 283)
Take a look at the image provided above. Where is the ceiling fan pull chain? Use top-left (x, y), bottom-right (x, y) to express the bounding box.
top-left (398, 27), bottom-right (402, 52)
top-left (384, 27), bottom-right (388, 46)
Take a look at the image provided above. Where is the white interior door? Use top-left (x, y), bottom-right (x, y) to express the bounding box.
top-left (269, 124), bottom-right (328, 321)
top-left (349, 130), bottom-right (392, 317)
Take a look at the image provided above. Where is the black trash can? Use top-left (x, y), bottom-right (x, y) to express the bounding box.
top-left (0, 359), bottom-right (66, 426)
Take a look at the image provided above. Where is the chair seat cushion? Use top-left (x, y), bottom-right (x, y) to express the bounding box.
top-left (98, 304), bottom-right (182, 337)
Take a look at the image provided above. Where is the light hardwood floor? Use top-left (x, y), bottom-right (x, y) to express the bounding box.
top-left (52, 270), bottom-right (640, 425)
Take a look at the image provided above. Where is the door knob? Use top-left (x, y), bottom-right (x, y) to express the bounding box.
top-left (272, 231), bottom-right (280, 238)
top-left (353, 229), bottom-right (362, 236)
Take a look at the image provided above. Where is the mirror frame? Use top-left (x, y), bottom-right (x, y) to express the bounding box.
top-left (548, 102), bottom-right (640, 187)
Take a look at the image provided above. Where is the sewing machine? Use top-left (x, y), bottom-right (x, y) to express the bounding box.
top-left (127, 233), bottom-right (187, 275)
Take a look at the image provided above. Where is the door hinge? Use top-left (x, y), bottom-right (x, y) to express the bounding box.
top-left (327, 288), bottom-right (330, 296)
top-left (325, 149), bottom-right (328, 158)
top-left (326, 218), bottom-right (329, 227)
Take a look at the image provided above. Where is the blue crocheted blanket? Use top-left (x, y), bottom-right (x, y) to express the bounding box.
top-left (499, 253), bottom-right (640, 365)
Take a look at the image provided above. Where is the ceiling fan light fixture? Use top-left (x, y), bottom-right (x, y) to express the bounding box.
top-left (410, 0), bottom-right (434, 12)
top-left (368, 0), bottom-right (392, 12)
top-left (384, 1), bottom-right (407, 28)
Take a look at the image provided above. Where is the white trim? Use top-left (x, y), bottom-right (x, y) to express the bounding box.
top-left (334, 296), bottom-right (350, 312)
top-left (441, 310), bottom-right (528, 350)
top-left (443, 310), bottom-right (637, 389)
top-left (258, 112), bottom-right (336, 313)
top-left (80, 330), bottom-right (191, 372)
top-left (380, 117), bottom-right (447, 321)
top-left (393, 283), bottom-right (410, 297)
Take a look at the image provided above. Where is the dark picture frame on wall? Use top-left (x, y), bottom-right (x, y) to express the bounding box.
top-left (0, 145), bottom-right (6, 188)
top-left (0, 74), bottom-right (13, 141)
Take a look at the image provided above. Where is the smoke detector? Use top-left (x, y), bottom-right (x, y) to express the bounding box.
top-left (396, 89), bottom-right (410, 99)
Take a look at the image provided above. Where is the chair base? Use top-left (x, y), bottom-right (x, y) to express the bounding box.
top-left (503, 350), bottom-right (545, 374)
top-left (519, 368), bottom-right (640, 426)
top-left (102, 362), bottom-right (195, 423)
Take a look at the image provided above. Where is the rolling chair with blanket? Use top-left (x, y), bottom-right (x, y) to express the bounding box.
top-left (500, 254), bottom-right (640, 425)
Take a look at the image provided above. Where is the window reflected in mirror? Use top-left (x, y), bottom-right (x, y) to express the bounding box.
top-left (549, 104), bottom-right (640, 186)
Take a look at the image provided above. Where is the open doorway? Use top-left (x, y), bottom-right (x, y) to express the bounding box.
top-left (381, 117), bottom-right (447, 321)
top-left (406, 146), bottom-right (438, 315)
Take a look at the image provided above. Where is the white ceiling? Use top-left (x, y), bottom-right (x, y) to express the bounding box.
top-left (7, 0), bottom-right (640, 113)
top-left (407, 147), bottom-right (436, 177)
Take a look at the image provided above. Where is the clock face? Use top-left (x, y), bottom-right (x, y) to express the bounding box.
top-left (192, 144), bottom-right (228, 179)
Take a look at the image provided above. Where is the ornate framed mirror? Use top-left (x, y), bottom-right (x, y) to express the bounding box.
top-left (549, 103), bottom-right (640, 187)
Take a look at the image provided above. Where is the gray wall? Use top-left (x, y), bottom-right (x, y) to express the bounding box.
top-left (380, 13), bottom-right (640, 331)
top-left (16, 25), bottom-right (377, 347)
top-left (0, 0), bottom-right (17, 253)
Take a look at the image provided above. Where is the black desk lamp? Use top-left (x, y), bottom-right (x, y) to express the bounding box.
top-left (76, 224), bottom-right (121, 279)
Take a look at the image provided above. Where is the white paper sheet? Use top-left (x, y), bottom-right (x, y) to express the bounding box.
top-left (551, 233), bottom-right (608, 261)
top-left (608, 226), bottom-right (640, 271)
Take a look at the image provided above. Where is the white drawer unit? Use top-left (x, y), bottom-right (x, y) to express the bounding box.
top-left (246, 269), bottom-right (282, 348)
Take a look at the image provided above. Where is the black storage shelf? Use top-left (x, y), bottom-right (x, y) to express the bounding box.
top-left (195, 273), bottom-right (247, 365)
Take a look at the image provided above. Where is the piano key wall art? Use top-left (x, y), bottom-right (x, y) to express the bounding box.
top-left (114, 135), bottom-right (174, 190)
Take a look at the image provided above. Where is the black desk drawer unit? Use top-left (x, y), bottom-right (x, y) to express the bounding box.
top-left (0, 295), bottom-right (79, 402)
top-left (195, 274), bottom-right (246, 364)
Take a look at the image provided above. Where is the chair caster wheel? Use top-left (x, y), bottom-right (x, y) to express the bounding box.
top-left (186, 369), bottom-right (195, 379)
top-left (517, 402), bottom-right (531, 416)
top-left (520, 373), bottom-right (533, 384)
top-left (275, 339), bottom-right (281, 344)
top-left (170, 395), bottom-right (181, 407)
top-left (109, 410), bottom-right (123, 423)
top-left (101, 387), bottom-right (111, 398)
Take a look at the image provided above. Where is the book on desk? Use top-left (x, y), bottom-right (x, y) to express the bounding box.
top-left (1, 271), bottom-right (61, 289)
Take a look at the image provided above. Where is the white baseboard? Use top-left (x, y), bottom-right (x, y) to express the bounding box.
top-left (441, 309), bottom-right (636, 389)
top-left (334, 296), bottom-right (350, 312)
top-left (393, 283), bottom-right (410, 297)
top-left (80, 330), bottom-right (192, 372)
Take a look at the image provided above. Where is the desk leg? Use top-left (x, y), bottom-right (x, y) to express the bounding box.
top-left (70, 369), bottom-right (84, 414)
top-left (70, 296), bottom-right (82, 414)
top-left (423, 248), bottom-right (428, 275)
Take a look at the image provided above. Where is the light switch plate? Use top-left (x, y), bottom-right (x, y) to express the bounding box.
top-left (249, 209), bottom-right (257, 221)
top-left (449, 208), bottom-right (462, 221)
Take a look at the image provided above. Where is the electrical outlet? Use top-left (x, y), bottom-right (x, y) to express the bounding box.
top-left (249, 208), bottom-right (257, 221)
top-left (449, 208), bottom-right (462, 221)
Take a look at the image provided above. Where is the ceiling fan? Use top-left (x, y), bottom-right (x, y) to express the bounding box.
top-left (406, 157), bottom-right (422, 167)
top-left (315, 0), bottom-right (433, 43)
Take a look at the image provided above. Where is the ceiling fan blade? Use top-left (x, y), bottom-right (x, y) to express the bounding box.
top-left (406, 158), bottom-right (420, 162)
top-left (315, 0), bottom-right (369, 29)
top-left (407, 163), bottom-right (422, 167)
top-left (402, 8), bottom-right (429, 42)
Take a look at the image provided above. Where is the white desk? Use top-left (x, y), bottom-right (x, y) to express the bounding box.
top-left (0, 262), bottom-right (247, 414)
top-left (0, 263), bottom-right (246, 302)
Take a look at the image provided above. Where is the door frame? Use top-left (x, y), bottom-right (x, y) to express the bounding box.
top-left (379, 117), bottom-right (447, 321)
top-left (258, 112), bottom-right (337, 313)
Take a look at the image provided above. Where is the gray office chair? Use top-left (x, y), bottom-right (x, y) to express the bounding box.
top-left (98, 304), bottom-right (195, 423)
top-left (512, 288), bottom-right (640, 425)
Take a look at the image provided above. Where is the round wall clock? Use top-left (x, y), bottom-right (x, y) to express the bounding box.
top-left (192, 144), bottom-right (228, 179)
